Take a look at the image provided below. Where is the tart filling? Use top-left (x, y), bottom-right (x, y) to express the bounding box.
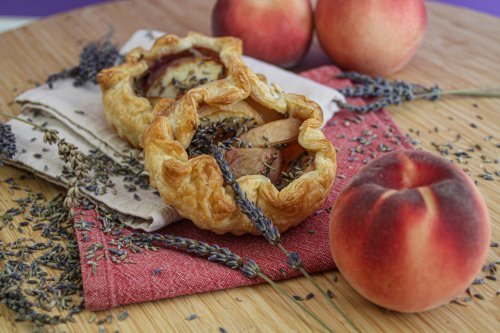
top-left (140, 48), bottom-right (226, 99)
top-left (188, 104), bottom-right (315, 190)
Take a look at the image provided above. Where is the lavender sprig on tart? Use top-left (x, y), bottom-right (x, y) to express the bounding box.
top-left (141, 57), bottom-right (336, 234)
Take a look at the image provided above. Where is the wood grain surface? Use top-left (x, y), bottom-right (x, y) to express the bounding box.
top-left (0, 1), bottom-right (499, 332)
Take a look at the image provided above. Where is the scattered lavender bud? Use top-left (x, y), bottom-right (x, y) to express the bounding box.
top-left (305, 292), bottom-right (315, 300)
top-left (186, 314), bottom-right (199, 321)
top-left (118, 311), bottom-right (128, 321)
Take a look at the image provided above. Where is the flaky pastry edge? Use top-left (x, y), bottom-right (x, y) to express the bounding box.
top-left (97, 32), bottom-right (246, 147)
top-left (142, 67), bottom-right (337, 235)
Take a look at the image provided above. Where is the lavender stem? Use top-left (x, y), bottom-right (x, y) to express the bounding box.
top-left (143, 233), bottom-right (335, 332)
top-left (206, 142), bottom-right (360, 332)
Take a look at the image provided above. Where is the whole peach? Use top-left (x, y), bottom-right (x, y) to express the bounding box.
top-left (211, 0), bottom-right (313, 68)
top-left (315, 0), bottom-right (427, 75)
top-left (329, 150), bottom-right (490, 312)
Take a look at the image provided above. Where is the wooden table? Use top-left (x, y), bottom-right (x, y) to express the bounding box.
top-left (0, 1), bottom-right (499, 332)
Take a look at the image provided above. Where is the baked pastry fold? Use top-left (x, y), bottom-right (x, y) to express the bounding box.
top-left (142, 66), bottom-right (337, 235)
top-left (97, 32), bottom-right (247, 147)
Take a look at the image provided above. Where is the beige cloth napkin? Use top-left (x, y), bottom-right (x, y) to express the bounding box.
top-left (7, 111), bottom-right (179, 231)
top-left (9, 30), bottom-right (343, 232)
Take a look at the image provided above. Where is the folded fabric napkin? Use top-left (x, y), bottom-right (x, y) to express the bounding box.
top-left (77, 66), bottom-right (413, 311)
top-left (10, 29), bottom-right (343, 232)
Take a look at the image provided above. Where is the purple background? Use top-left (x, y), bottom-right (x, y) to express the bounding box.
top-left (0, 0), bottom-right (109, 16)
top-left (0, 0), bottom-right (498, 17)
top-left (437, 0), bottom-right (499, 16)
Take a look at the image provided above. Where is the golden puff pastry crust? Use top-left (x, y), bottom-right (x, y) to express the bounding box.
top-left (97, 32), bottom-right (249, 147)
top-left (142, 69), bottom-right (337, 235)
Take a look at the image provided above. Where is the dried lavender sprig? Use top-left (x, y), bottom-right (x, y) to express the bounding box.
top-left (46, 40), bottom-right (120, 88)
top-left (131, 233), bottom-right (244, 269)
top-left (206, 142), bottom-right (359, 332)
top-left (187, 118), bottom-right (255, 156)
top-left (208, 142), bottom-right (280, 244)
top-left (335, 72), bottom-right (440, 113)
top-left (334, 71), bottom-right (500, 113)
top-left (120, 228), bottom-right (336, 332)
top-left (127, 233), bottom-right (333, 332)
top-left (55, 139), bottom-right (91, 210)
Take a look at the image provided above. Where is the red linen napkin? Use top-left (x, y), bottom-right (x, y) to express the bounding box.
top-left (75, 65), bottom-right (413, 311)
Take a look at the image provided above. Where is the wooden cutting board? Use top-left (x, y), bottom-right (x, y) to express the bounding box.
top-left (0, 1), bottom-right (499, 332)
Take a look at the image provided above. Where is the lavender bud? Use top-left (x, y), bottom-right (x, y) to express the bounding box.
top-left (241, 260), bottom-right (260, 278)
top-left (286, 252), bottom-right (303, 270)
